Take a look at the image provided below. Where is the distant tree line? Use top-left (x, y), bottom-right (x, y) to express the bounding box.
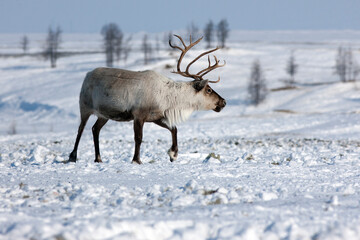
top-left (247, 52), bottom-right (298, 106)
top-left (17, 19), bottom-right (230, 68)
top-left (16, 21), bottom-right (360, 94)
top-left (158, 19), bottom-right (229, 52)
top-left (202, 19), bottom-right (230, 48)
top-left (247, 47), bottom-right (360, 106)
top-left (186, 19), bottom-right (230, 49)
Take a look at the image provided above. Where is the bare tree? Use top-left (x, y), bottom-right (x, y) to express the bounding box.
top-left (335, 46), bottom-right (360, 82)
top-left (163, 32), bottom-right (176, 53)
top-left (123, 35), bottom-right (132, 66)
top-left (21, 35), bottom-right (29, 54)
top-left (217, 19), bottom-right (230, 48)
top-left (248, 60), bottom-right (267, 105)
top-left (115, 32), bottom-right (124, 62)
top-left (142, 34), bottom-right (152, 65)
top-left (335, 47), bottom-right (347, 82)
top-left (285, 51), bottom-right (298, 87)
top-left (163, 32), bottom-right (171, 47)
top-left (101, 23), bottom-right (122, 67)
top-left (155, 35), bottom-right (161, 56)
top-left (347, 49), bottom-right (360, 82)
top-left (43, 26), bottom-right (62, 68)
top-left (8, 120), bottom-right (17, 135)
top-left (187, 22), bottom-right (200, 41)
top-left (204, 20), bottom-right (214, 48)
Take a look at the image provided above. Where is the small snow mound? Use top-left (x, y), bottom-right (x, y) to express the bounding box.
top-left (328, 195), bottom-right (339, 206)
top-left (259, 192), bottom-right (278, 201)
top-left (146, 184), bottom-right (162, 197)
top-left (28, 145), bottom-right (53, 164)
top-left (227, 190), bottom-right (240, 203)
top-left (209, 193), bottom-right (229, 205)
top-left (183, 180), bottom-right (199, 193)
top-left (343, 185), bottom-right (355, 195)
top-left (239, 226), bottom-right (260, 240)
top-left (242, 152), bottom-right (254, 161)
top-left (171, 195), bottom-right (196, 207)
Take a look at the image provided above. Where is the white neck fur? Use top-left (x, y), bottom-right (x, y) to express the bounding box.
top-left (160, 81), bottom-right (197, 128)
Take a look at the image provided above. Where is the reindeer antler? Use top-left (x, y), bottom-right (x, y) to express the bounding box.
top-left (169, 35), bottom-right (225, 83)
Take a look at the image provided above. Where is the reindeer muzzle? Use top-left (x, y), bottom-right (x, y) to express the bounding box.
top-left (214, 99), bottom-right (226, 112)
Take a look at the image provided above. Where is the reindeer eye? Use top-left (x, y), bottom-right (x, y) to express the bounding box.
top-left (206, 88), bottom-right (212, 94)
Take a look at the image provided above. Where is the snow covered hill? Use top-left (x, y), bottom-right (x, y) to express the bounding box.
top-left (0, 31), bottom-right (360, 239)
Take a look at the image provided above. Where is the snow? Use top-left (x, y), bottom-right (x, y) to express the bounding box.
top-left (0, 31), bottom-right (360, 239)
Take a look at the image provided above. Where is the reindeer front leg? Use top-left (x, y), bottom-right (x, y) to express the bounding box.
top-left (132, 118), bottom-right (144, 164)
top-left (154, 120), bottom-right (178, 162)
top-left (168, 127), bottom-right (178, 162)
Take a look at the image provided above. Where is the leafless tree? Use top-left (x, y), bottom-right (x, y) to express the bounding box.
top-left (163, 32), bottom-right (171, 47)
top-left (43, 26), bottom-right (62, 68)
top-left (163, 32), bottom-right (176, 52)
top-left (8, 120), bottom-right (17, 135)
top-left (101, 23), bottom-right (123, 67)
top-left (156, 36), bottom-right (160, 55)
top-left (187, 22), bottom-right (201, 41)
top-left (248, 60), bottom-right (267, 105)
top-left (204, 20), bottom-right (214, 48)
top-left (115, 32), bottom-right (124, 62)
top-left (123, 35), bottom-right (132, 66)
top-left (335, 47), bottom-right (347, 82)
top-left (285, 51), bottom-right (298, 86)
top-left (21, 35), bottom-right (29, 54)
top-left (335, 46), bottom-right (360, 82)
top-left (142, 34), bottom-right (152, 65)
top-left (216, 19), bottom-right (229, 48)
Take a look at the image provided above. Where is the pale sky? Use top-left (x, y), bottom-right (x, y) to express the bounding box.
top-left (1, 0), bottom-right (360, 33)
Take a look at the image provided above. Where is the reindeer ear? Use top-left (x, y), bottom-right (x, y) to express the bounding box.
top-left (193, 80), bottom-right (208, 92)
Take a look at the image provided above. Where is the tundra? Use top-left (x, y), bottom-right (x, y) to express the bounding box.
top-left (68, 35), bottom-right (226, 164)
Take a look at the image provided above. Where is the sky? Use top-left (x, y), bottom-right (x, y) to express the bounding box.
top-left (1, 0), bottom-right (360, 33)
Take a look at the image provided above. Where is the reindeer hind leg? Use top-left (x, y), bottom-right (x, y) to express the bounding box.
top-left (69, 111), bottom-right (91, 162)
top-left (92, 117), bottom-right (108, 163)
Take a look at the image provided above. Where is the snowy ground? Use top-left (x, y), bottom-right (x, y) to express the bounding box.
top-left (0, 31), bottom-right (360, 239)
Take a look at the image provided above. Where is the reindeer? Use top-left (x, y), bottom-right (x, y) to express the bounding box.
top-left (68, 35), bottom-right (226, 164)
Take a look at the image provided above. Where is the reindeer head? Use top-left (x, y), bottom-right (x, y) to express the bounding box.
top-left (169, 35), bottom-right (226, 112)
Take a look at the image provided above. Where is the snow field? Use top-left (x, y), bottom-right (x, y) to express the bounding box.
top-left (1, 118), bottom-right (360, 239)
top-left (0, 31), bottom-right (360, 239)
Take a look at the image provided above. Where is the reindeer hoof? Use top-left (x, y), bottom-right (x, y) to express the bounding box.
top-left (131, 159), bottom-right (142, 165)
top-left (168, 149), bottom-right (178, 162)
top-left (68, 152), bottom-right (77, 162)
top-left (94, 158), bottom-right (103, 163)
